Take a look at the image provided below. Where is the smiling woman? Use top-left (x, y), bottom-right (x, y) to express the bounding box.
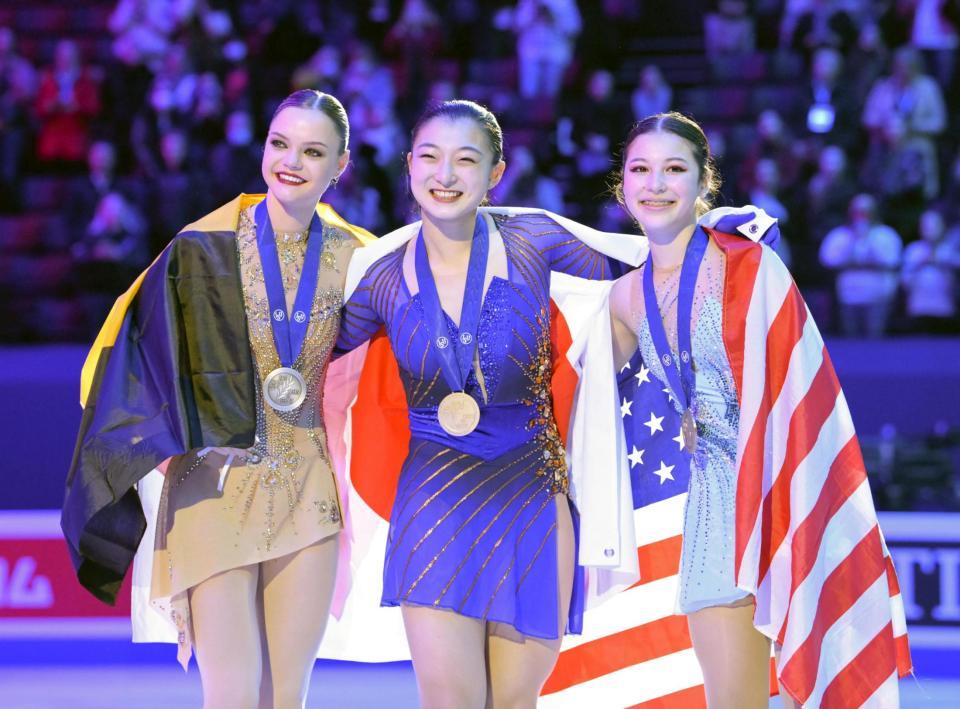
top-left (61, 89), bottom-right (376, 709)
top-left (333, 99), bottom-right (637, 709)
top-left (605, 112), bottom-right (910, 707)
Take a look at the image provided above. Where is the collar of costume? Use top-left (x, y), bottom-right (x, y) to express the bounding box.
top-left (254, 199), bottom-right (325, 367)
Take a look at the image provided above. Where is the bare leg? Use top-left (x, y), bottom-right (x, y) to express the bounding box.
top-left (259, 536), bottom-right (340, 709)
top-left (687, 600), bottom-right (771, 709)
top-left (402, 605), bottom-right (488, 709)
top-left (486, 495), bottom-right (575, 708)
top-left (190, 565), bottom-right (262, 709)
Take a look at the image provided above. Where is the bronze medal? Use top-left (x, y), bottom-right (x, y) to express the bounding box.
top-left (263, 367), bottom-right (307, 412)
top-left (681, 408), bottom-right (698, 454)
top-left (437, 391), bottom-right (481, 437)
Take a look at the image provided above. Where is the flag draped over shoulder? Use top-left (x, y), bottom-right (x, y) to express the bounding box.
top-left (541, 210), bottom-right (911, 708)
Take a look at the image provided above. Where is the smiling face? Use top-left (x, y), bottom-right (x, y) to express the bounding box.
top-left (621, 130), bottom-right (702, 242)
top-left (407, 116), bottom-right (505, 226)
top-left (261, 106), bottom-right (349, 212)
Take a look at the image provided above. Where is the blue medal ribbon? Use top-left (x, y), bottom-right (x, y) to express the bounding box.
top-left (414, 215), bottom-right (489, 393)
top-left (642, 226), bottom-right (709, 416)
top-left (254, 199), bottom-right (325, 367)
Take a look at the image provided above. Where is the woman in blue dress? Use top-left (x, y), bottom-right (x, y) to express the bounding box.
top-left (336, 100), bottom-right (626, 708)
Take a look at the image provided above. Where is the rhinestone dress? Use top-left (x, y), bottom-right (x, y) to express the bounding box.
top-left (337, 213), bottom-right (619, 639)
top-left (632, 242), bottom-right (750, 613)
top-left (150, 208), bottom-right (358, 666)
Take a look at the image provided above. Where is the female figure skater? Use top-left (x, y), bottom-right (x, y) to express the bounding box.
top-left (336, 99), bottom-right (637, 708)
top-left (605, 112), bottom-right (909, 707)
top-left (62, 89), bottom-right (374, 708)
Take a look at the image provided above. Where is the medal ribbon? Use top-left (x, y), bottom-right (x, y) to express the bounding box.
top-left (255, 199), bottom-right (325, 367)
top-left (414, 215), bottom-right (489, 393)
top-left (642, 226), bottom-right (709, 415)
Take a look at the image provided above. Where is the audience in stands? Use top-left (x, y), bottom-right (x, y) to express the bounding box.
top-left (34, 39), bottom-right (101, 165)
top-left (631, 65), bottom-right (673, 123)
top-left (820, 194), bottom-right (904, 338)
top-left (1, 0), bottom-right (958, 341)
top-left (901, 208), bottom-right (960, 334)
top-left (513, 0), bottom-right (581, 99)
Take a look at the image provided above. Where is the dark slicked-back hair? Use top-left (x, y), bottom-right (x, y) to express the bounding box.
top-left (271, 89), bottom-right (349, 154)
top-left (410, 99), bottom-right (504, 164)
top-left (614, 111), bottom-right (721, 217)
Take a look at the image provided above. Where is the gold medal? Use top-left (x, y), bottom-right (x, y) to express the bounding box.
top-left (437, 391), bottom-right (481, 437)
top-left (263, 367), bottom-right (307, 412)
top-left (681, 408), bottom-right (698, 454)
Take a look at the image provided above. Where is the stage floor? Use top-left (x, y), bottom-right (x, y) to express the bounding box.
top-left (0, 662), bottom-right (955, 708)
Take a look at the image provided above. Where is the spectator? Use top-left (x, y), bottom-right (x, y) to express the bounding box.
top-left (859, 113), bottom-right (928, 239)
top-left (208, 110), bottom-right (263, 206)
top-left (65, 141), bottom-right (140, 241)
top-left (797, 47), bottom-right (861, 153)
top-left (0, 28), bottom-right (37, 210)
top-left (291, 46), bottom-right (342, 93)
top-left (909, 0), bottom-right (960, 91)
top-left (108, 0), bottom-right (193, 71)
top-left (862, 46), bottom-right (946, 197)
top-left (384, 0), bottom-right (444, 112)
top-left (148, 130), bottom-right (208, 252)
top-left (489, 144), bottom-right (566, 213)
top-left (631, 65), bottom-right (673, 122)
top-left (514, 0), bottom-right (582, 99)
top-left (847, 22), bottom-right (889, 103)
top-left (189, 72), bottom-right (225, 149)
top-left (820, 193), bottom-right (903, 337)
top-left (566, 69), bottom-right (623, 148)
top-left (738, 109), bottom-right (801, 200)
top-left (805, 145), bottom-right (858, 243)
top-left (901, 208), bottom-right (960, 333)
top-left (790, 0), bottom-right (858, 60)
top-left (748, 158), bottom-right (793, 267)
top-left (35, 40), bottom-right (101, 165)
top-left (72, 191), bottom-right (149, 333)
top-left (704, 0), bottom-right (756, 57)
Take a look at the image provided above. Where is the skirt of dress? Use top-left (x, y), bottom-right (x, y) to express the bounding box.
top-left (150, 433), bottom-right (343, 668)
top-left (381, 437), bottom-right (583, 640)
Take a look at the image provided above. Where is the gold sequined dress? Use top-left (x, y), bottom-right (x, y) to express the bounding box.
top-left (150, 208), bottom-right (357, 665)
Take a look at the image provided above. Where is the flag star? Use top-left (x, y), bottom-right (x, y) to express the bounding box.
top-left (634, 364), bottom-right (651, 386)
top-left (662, 387), bottom-right (676, 404)
top-left (644, 412), bottom-right (664, 435)
top-left (652, 460), bottom-right (675, 484)
top-left (627, 446), bottom-right (645, 468)
top-left (620, 360), bottom-right (632, 374)
top-left (620, 397), bottom-right (633, 418)
top-left (672, 430), bottom-right (685, 451)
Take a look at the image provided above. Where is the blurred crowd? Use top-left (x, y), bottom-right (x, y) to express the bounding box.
top-left (0, 0), bottom-right (958, 340)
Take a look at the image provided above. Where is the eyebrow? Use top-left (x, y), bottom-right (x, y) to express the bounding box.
top-left (270, 131), bottom-right (328, 148)
top-left (415, 142), bottom-right (483, 154)
top-left (627, 156), bottom-right (690, 164)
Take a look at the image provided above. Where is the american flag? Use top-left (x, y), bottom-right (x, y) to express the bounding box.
top-left (541, 226), bottom-right (911, 707)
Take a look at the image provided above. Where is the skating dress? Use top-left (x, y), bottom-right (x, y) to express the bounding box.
top-left (337, 213), bottom-right (618, 639)
top-left (630, 245), bottom-right (750, 613)
top-left (150, 208), bottom-right (359, 665)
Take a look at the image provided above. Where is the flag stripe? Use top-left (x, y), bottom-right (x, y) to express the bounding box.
top-left (760, 350), bottom-right (843, 583)
top-left (735, 279), bottom-right (808, 578)
top-left (628, 684), bottom-right (705, 709)
top-left (779, 436), bottom-right (863, 643)
top-left (632, 535), bottom-right (683, 588)
top-left (819, 622), bottom-right (896, 709)
top-left (544, 614), bottom-right (691, 693)
top-left (779, 525), bottom-right (885, 700)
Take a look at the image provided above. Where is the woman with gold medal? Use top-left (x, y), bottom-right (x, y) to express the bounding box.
top-left (61, 89), bottom-right (375, 708)
top-left (334, 100), bottom-right (644, 708)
